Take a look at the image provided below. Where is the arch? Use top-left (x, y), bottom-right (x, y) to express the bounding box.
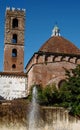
top-left (76, 58), bottom-right (80, 64)
top-left (75, 58), bottom-right (78, 64)
top-left (12, 49), bottom-right (17, 57)
top-left (45, 55), bottom-right (48, 62)
top-left (58, 79), bottom-right (66, 88)
top-left (61, 56), bottom-right (66, 61)
top-left (12, 18), bottom-right (18, 28)
top-left (36, 55), bottom-right (43, 63)
top-left (53, 56), bottom-right (57, 62)
top-left (12, 64), bottom-right (16, 69)
top-left (12, 34), bottom-right (17, 43)
top-left (68, 57), bottom-right (71, 62)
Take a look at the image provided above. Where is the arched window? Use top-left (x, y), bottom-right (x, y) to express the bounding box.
top-left (58, 80), bottom-right (66, 88)
top-left (12, 49), bottom-right (17, 57)
top-left (12, 18), bottom-right (18, 28)
top-left (12, 64), bottom-right (16, 69)
top-left (12, 34), bottom-right (17, 43)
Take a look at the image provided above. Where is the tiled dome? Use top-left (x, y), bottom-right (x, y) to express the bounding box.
top-left (39, 36), bottom-right (80, 54)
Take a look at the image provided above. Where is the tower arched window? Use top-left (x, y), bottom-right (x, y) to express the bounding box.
top-left (12, 49), bottom-right (17, 57)
top-left (12, 18), bottom-right (18, 28)
top-left (12, 34), bottom-right (17, 43)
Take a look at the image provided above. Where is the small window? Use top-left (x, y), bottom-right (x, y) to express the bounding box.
top-left (12, 34), bottom-right (17, 43)
top-left (12, 49), bottom-right (17, 57)
top-left (12, 64), bottom-right (16, 69)
top-left (12, 18), bottom-right (18, 28)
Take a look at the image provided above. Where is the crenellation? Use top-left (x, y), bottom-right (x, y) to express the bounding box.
top-left (69, 57), bottom-right (77, 63)
top-left (54, 56), bottom-right (62, 62)
top-left (6, 7), bottom-right (26, 12)
top-left (22, 8), bottom-right (26, 12)
top-left (76, 58), bottom-right (80, 64)
top-left (12, 7), bottom-right (15, 11)
top-left (61, 56), bottom-right (70, 62)
top-left (6, 7), bottom-right (10, 11)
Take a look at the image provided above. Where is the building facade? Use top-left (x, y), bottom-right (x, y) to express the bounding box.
top-left (0, 8), bottom-right (80, 99)
top-left (0, 72), bottom-right (27, 100)
top-left (4, 7), bottom-right (25, 72)
top-left (0, 7), bottom-right (27, 100)
top-left (25, 26), bottom-right (80, 90)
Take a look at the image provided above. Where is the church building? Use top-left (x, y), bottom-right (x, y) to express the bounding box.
top-left (0, 7), bottom-right (80, 100)
top-left (25, 25), bottom-right (80, 89)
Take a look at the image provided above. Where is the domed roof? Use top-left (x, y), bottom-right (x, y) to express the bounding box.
top-left (39, 36), bottom-right (80, 54)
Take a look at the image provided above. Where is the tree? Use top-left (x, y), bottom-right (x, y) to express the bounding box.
top-left (28, 65), bottom-right (80, 116)
top-left (59, 65), bottom-right (80, 116)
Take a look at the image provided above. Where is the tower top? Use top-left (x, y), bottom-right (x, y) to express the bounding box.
top-left (6, 7), bottom-right (26, 12)
top-left (51, 25), bottom-right (60, 37)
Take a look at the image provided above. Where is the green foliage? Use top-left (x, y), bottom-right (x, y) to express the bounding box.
top-left (64, 65), bottom-right (80, 116)
top-left (38, 84), bottom-right (58, 106)
top-left (58, 65), bottom-right (80, 116)
top-left (28, 65), bottom-right (80, 117)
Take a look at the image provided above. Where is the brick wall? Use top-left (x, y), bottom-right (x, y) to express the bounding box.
top-left (26, 53), bottom-right (80, 89)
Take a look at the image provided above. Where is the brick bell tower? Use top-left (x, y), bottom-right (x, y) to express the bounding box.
top-left (4, 7), bottom-right (25, 72)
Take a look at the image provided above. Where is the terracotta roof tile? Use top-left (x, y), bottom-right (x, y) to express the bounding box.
top-left (39, 36), bottom-right (80, 54)
top-left (0, 72), bottom-right (27, 77)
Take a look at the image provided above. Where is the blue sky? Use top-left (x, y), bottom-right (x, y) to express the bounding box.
top-left (0, 0), bottom-right (80, 71)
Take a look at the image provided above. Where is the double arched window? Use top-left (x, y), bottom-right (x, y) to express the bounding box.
top-left (12, 49), bottom-right (17, 57)
top-left (12, 18), bottom-right (18, 28)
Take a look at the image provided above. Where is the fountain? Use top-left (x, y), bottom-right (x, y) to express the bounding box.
top-left (27, 86), bottom-right (80, 130)
top-left (0, 86), bottom-right (80, 130)
top-left (28, 86), bottom-right (43, 130)
top-left (28, 86), bottom-right (39, 130)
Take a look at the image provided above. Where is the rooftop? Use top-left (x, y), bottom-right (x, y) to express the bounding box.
top-left (39, 33), bottom-right (80, 54)
top-left (0, 72), bottom-right (27, 77)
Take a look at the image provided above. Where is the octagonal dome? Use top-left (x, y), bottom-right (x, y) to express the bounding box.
top-left (39, 36), bottom-right (80, 54)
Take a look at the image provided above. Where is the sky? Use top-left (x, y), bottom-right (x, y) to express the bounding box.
top-left (0, 0), bottom-right (80, 71)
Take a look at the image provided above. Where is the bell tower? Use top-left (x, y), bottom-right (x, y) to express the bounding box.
top-left (4, 7), bottom-right (25, 72)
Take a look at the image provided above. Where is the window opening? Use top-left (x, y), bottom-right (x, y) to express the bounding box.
top-left (12, 49), bottom-right (17, 57)
top-left (12, 34), bottom-right (17, 43)
top-left (12, 64), bottom-right (16, 69)
top-left (12, 18), bottom-right (18, 28)
top-left (58, 80), bottom-right (66, 88)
